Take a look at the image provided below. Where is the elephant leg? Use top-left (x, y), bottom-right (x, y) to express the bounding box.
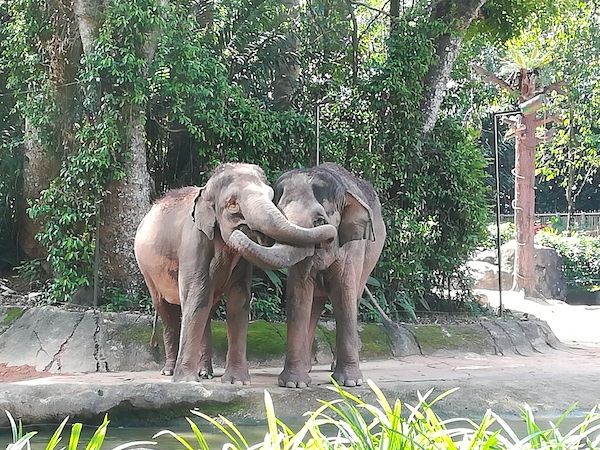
top-left (155, 299), bottom-right (181, 376)
top-left (221, 265), bottom-right (251, 385)
top-left (329, 269), bottom-right (363, 387)
top-left (308, 294), bottom-right (327, 371)
top-left (173, 274), bottom-right (212, 382)
top-left (198, 316), bottom-right (214, 379)
top-left (279, 263), bottom-right (315, 388)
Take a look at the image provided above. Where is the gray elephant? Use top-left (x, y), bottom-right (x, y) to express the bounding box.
top-left (230, 163), bottom-right (386, 387)
top-left (134, 163), bottom-right (337, 383)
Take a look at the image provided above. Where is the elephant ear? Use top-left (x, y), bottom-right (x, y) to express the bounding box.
top-left (339, 191), bottom-right (375, 246)
top-left (192, 187), bottom-right (216, 240)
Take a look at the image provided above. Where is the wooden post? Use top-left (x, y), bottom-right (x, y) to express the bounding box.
top-left (513, 78), bottom-right (538, 295)
top-left (473, 65), bottom-right (565, 297)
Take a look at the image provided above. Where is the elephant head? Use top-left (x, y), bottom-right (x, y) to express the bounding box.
top-left (192, 163), bottom-right (337, 268)
top-left (228, 163), bottom-right (375, 269)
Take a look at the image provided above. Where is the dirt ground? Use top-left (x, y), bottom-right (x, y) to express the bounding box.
top-left (0, 363), bottom-right (54, 382)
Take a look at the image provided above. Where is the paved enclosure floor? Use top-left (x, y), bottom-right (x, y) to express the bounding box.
top-left (2, 291), bottom-right (600, 426)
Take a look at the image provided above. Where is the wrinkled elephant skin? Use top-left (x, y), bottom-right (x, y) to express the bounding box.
top-left (134, 163), bottom-right (337, 383)
top-left (233, 163), bottom-right (386, 388)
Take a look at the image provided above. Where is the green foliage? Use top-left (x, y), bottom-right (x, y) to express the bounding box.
top-left (0, 4), bottom-right (27, 267)
top-left (102, 288), bottom-right (152, 313)
top-left (469, 0), bottom-right (561, 43)
top-left (4, 411), bottom-right (154, 450)
top-left (536, 231), bottom-right (600, 288)
top-left (534, 2), bottom-right (600, 213)
top-left (305, 13), bottom-right (490, 314)
top-left (2, 0), bottom-right (498, 312)
top-left (250, 295), bottom-right (284, 322)
top-left (483, 221), bottom-right (516, 249)
top-left (8, 385), bottom-right (600, 449)
top-left (152, 382), bottom-right (600, 449)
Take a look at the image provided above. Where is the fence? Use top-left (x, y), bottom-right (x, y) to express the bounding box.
top-left (499, 212), bottom-right (600, 231)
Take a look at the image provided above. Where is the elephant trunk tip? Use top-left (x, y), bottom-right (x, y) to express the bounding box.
top-left (317, 237), bottom-right (334, 249)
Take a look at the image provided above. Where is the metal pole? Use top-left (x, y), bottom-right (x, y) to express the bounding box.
top-left (492, 109), bottom-right (519, 317)
top-left (93, 208), bottom-right (101, 308)
top-left (316, 104), bottom-right (320, 165)
top-left (493, 113), bottom-right (503, 317)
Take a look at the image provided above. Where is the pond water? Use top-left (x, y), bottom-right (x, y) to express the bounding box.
top-left (3, 415), bottom-right (599, 449)
top-left (1, 421), bottom-right (281, 449)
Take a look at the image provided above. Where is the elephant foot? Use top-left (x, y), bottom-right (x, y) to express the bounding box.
top-left (161, 362), bottom-right (175, 376)
top-left (172, 365), bottom-right (201, 383)
top-left (278, 367), bottom-right (311, 388)
top-left (199, 360), bottom-right (214, 379)
top-left (332, 364), bottom-right (363, 387)
top-left (221, 367), bottom-right (251, 386)
top-left (199, 368), bottom-right (214, 379)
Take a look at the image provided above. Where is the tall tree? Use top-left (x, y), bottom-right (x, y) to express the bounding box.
top-left (74, 0), bottom-right (165, 296)
top-left (534, 1), bottom-right (600, 228)
top-left (420, 0), bottom-right (487, 133)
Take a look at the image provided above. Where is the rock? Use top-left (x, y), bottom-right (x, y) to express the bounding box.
top-left (466, 261), bottom-right (512, 291)
top-left (471, 249), bottom-right (499, 265)
top-left (0, 306), bottom-right (162, 374)
top-left (501, 240), bottom-right (567, 300)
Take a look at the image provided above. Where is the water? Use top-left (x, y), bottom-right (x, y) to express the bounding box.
top-left (2, 415), bottom-right (599, 449)
top-left (0, 421), bottom-right (282, 449)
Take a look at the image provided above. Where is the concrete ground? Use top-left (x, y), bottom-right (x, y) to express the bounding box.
top-left (2, 291), bottom-right (600, 427)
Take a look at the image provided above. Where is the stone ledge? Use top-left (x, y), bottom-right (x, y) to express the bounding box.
top-left (0, 306), bottom-right (563, 374)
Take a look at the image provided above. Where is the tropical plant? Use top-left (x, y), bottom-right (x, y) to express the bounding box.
top-left (4, 412), bottom-right (154, 450)
top-left (153, 381), bottom-right (600, 449)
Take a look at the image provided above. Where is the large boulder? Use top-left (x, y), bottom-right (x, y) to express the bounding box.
top-left (466, 260), bottom-right (512, 290)
top-left (500, 240), bottom-right (567, 300)
top-left (467, 241), bottom-right (567, 300)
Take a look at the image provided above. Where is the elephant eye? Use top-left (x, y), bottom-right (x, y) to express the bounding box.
top-left (227, 202), bottom-right (240, 214)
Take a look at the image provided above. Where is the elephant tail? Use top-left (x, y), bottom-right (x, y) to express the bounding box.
top-left (150, 309), bottom-right (159, 347)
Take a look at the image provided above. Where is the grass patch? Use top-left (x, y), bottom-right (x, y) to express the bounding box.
top-left (247, 321), bottom-right (286, 359)
top-left (212, 321), bottom-right (287, 360)
top-left (409, 324), bottom-right (489, 353)
top-left (115, 323), bottom-right (154, 345)
top-left (359, 323), bottom-right (392, 359)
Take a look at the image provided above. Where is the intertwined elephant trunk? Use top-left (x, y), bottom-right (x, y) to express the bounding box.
top-left (229, 230), bottom-right (314, 270)
top-left (232, 196), bottom-right (336, 269)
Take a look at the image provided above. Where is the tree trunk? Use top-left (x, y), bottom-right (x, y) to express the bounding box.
top-left (512, 112), bottom-right (537, 296)
top-left (18, 121), bottom-right (60, 261)
top-left (272, 0), bottom-right (300, 110)
top-left (73, 0), bottom-right (102, 54)
top-left (421, 0), bottom-right (486, 134)
top-left (565, 103), bottom-right (576, 231)
top-left (99, 111), bottom-right (152, 296)
top-left (511, 71), bottom-right (550, 297)
top-left (74, 0), bottom-right (160, 297)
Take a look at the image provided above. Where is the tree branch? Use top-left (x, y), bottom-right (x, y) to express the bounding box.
top-left (472, 64), bottom-right (516, 93)
top-left (351, 0), bottom-right (391, 16)
top-left (540, 81), bottom-right (568, 96)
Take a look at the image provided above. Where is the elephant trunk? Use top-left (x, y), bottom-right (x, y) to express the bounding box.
top-left (229, 230), bottom-right (314, 270)
top-left (243, 197), bottom-right (336, 246)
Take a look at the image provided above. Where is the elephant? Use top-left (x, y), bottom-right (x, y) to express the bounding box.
top-left (134, 163), bottom-right (337, 383)
top-left (228, 162), bottom-right (386, 388)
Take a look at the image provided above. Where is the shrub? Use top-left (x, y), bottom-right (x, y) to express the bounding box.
top-left (536, 231), bottom-right (600, 288)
